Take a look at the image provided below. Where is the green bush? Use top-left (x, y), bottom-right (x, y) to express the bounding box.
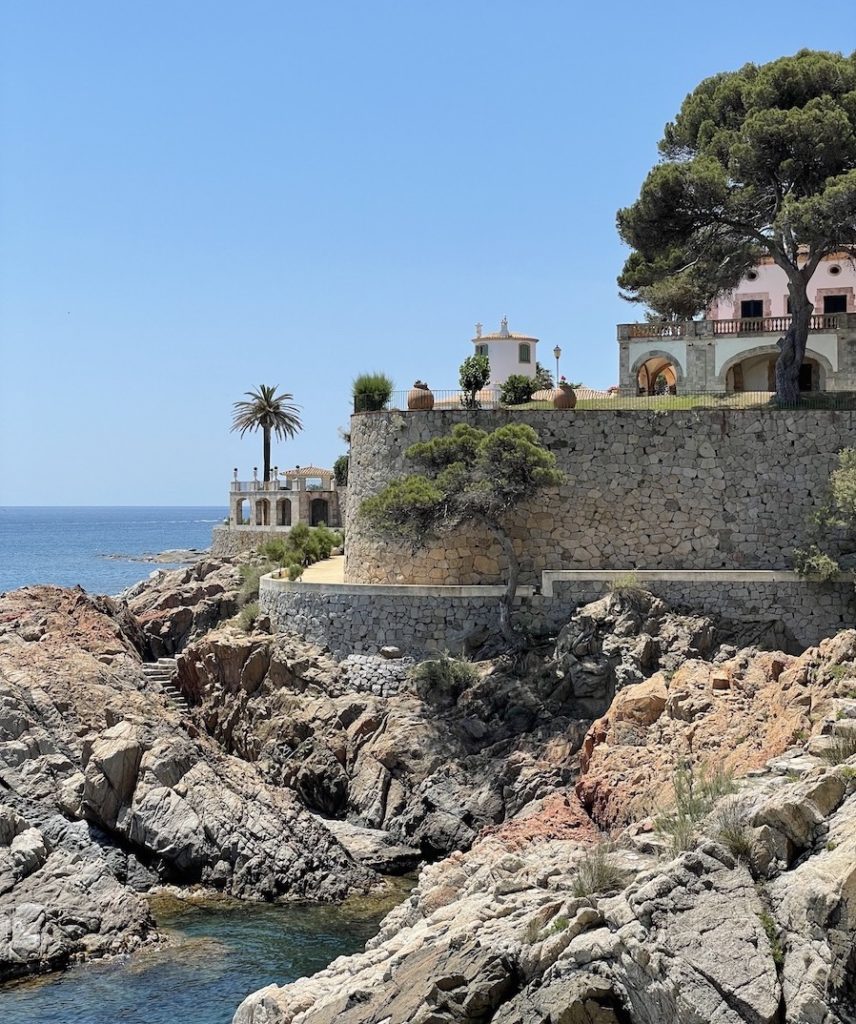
top-left (757, 911), bottom-right (784, 968)
top-left (572, 842), bottom-right (627, 898)
top-left (500, 374), bottom-right (536, 406)
top-left (821, 732), bottom-right (856, 765)
top-left (793, 544), bottom-right (840, 581)
top-left (709, 798), bottom-right (757, 865)
top-left (409, 654), bottom-right (478, 704)
top-left (287, 563), bottom-right (303, 581)
top-left (656, 761), bottom-right (736, 854)
top-left (334, 454), bottom-right (349, 486)
top-left (238, 563), bottom-right (274, 606)
top-left (353, 372), bottom-right (393, 412)
top-left (607, 571), bottom-right (644, 595)
top-left (259, 523), bottom-right (342, 572)
top-left (237, 602), bottom-right (259, 632)
top-left (458, 354), bottom-right (490, 408)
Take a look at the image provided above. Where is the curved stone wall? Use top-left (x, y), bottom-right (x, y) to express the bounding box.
top-left (345, 408), bottom-right (856, 585)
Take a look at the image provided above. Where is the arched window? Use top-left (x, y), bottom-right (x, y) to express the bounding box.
top-left (518, 343), bottom-right (531, 364)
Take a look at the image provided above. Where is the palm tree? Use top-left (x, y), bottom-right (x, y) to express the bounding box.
top-left (231, 385), bottom-right (303, 482)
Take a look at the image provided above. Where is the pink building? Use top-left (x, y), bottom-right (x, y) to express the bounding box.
top-left (618, 254), bottom-right (856, 394)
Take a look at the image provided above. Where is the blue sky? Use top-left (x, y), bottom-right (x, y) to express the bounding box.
top-left (1, 1), bottom-right (851, 504)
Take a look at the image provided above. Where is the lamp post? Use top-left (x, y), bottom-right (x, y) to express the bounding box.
top-left (553, 345), bottom-right (562, 387)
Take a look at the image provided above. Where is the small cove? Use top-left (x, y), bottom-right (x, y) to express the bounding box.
top-left (0, 890), bottom-right (406, 1024)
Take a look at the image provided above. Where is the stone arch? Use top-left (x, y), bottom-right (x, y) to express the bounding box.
top-left (233, 497), bottom-right (251, 526)
top-left (255, 498), bottom-right (271, 526)
top-left (718, 345), bottom-right (833, 392)
top-left (276, 498), bottom-right (292, 527)
top-left (310, 498), bottom-right (329, 527)
top-left (631, 350), bottom-right (685, 395)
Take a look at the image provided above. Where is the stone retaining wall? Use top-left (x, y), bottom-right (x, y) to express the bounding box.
top-left (345, 408), bottom-right (856, 585)
top-left (211, 526), bottom-right (285, 558)
top-left (260, 571), bottom-right (855, 657)
top-left (259, 577), bottom-right (535, 658)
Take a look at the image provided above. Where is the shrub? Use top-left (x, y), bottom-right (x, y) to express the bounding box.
top-left (353, 372), bottom-right (393, 412)
top-left (287, 563), bottom-right (303, 581)
top-left (572, 843), bottom-right (626, 898)
top-left (500, 374), bottom-right (536, 406)
top-left (655, 761), bottom-right (737, 854)
top-left (409, 654), bottom-right (478, 705)
top-left (821, 732), bottom-right (856, 765)
top-left (238, 563), bottom-right (273, 606)
top-left (458, 354), bottom-right (490, 408)
top-left (334, 454), bottom-right (349, 486)
top-left (607, 571), bottom-right (644, 595)
top-left (757, 911), bottom-right (784, 968)
top-left (709, 798), bottom-right (757, 865)
top-left (237, 602), bottom-right (259, 632)
top-left (793, 544), bottom-right (840, 581)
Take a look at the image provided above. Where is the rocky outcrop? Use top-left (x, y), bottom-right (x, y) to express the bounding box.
top-left (176, 627), bottom-right (592, 858)
top-left (123, 559), bottom-right (243, 657)
top-left (234, 755), bottom-right (856, 1024)
top-left (233, 616), bottom-right (856, 1024)
top-left (0, 586), bottom-right (372, 981)
top-left (576, 632), bottom-right (856, 831)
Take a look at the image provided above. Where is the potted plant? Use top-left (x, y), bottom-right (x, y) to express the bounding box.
top-left (407, 380), bottom-right (435, 410)
top-left (552, 375), bottom-right (577, 409)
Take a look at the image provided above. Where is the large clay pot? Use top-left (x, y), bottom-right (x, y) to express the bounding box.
top-left (552, 384), bottom-right (577, 409)
top-left (408, 381), bottom-right (435, 410)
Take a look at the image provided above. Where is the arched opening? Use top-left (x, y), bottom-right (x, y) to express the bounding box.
top-left (636, 356), bottom-right (679, 396)
top-left (276, 499), bottom-right (292, 526)
top-left (723, 350), bottom-right (826, 393)
top-left (234, 497), bottom-right (251, 526)
top-left (310, 498), bottom-right (329, 527)
top-left (255, 498), bottom-right (270, 526)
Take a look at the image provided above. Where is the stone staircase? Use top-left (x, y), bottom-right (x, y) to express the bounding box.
top-left (142, 657), bottom-right (188, 710)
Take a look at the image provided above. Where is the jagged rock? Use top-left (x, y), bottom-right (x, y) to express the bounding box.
top-left (124, 559), bottom-right (243, 656)
top-left (0, 586), bottom-right (373, 979)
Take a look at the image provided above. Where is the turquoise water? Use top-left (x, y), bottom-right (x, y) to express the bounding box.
top-left (0, 896), bottom-right (391, 1024)
top-left (0, 507), bottom-right (227, 595)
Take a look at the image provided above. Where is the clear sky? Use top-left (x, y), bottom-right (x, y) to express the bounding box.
top-left (1, 1), bottom-right (851, 504)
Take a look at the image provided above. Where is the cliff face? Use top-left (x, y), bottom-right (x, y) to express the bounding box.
top-left (234, 632), bottom-right (856, 1024)
top-left (0, 585), bottom-right (371, 982)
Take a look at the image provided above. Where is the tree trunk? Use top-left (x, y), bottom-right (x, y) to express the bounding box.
top-left (263, 427), bottom-right (271, 482)
top-left (775, 289), bottom-right (813, 405)
top-left (488, 523), bottom-right (521, 645)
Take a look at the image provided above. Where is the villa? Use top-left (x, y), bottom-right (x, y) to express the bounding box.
top-left (618, 253), bottom-right (856, 394)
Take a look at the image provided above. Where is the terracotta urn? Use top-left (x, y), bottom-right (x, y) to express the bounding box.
top-left (408, 380), bottom-right (435, 411)
top-left (552, 384), bottom-right (577, 410)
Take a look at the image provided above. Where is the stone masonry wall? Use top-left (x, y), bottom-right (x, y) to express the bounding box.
top-left (260, 573), bottom-right (856, 658)
top-left (345, 408), bottom-right (856, 585)
top-left (211, 526), bottom-right (288, 558)
top-left (259, 580), bottom-right (529, 658)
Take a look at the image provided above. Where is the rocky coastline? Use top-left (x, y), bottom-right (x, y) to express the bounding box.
top-left (1, 558), bottom-right (855, 1022)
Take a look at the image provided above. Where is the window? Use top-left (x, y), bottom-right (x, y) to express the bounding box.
top-left (518, 342), bottom-right (531, 364)
top-left (740, 299), bottom-right (763, 318)
top-left (475, 344), bottom-right (488, 357)
top-left (824, 294), bottom-right (847, 314)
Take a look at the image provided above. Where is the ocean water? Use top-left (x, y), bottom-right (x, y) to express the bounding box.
top-left (0, 506), bottom-right (227, 595)
top-left (0, 896), bottom-right (391, 1024)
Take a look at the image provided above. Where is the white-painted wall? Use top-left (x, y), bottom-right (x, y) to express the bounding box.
top-left (473, 338), bottom-right (538, 387)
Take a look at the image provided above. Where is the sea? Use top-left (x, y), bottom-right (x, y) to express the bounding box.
top-left (0, 506), bottom-right (228, 595)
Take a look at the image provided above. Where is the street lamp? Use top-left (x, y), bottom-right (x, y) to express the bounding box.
top-left (553, 345), bottom-right (562, 386)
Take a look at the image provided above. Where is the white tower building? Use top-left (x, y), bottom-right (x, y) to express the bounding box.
top-left (472, 317), bottom-right (538, 388)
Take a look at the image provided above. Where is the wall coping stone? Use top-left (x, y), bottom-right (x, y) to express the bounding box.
top-left (261, 573), bottom-right (536, 599)
top-left (540, 568), bottom-right (854, 596)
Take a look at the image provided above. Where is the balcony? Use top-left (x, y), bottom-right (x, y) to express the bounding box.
top-left (618, 312), bottom-right (853, 341)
